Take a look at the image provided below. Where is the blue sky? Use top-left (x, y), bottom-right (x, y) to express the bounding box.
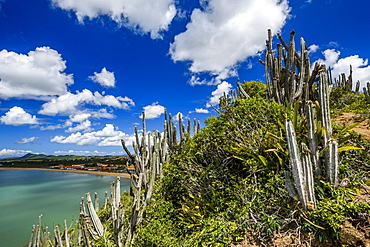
top-left (1, 0), bottom-right (370, 158)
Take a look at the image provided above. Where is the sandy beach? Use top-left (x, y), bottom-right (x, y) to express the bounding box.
top-left (0, 167), bottom-right (131, 178)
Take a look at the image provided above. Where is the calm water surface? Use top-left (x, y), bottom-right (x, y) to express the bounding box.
top-left (0, 169), bottom-right (130, 247)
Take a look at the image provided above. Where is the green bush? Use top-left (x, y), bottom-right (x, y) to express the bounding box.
top-left (241, 80), bottom-right (267, 98)
top-left (129, 84), bottom-right (370, 246)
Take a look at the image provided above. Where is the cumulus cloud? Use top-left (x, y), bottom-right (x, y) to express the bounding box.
top-left (38, 89), bottom-right (134, 116)
top-left (40, 120), bottom-right (73, 130)
top-left (206, 81), bottom-right (232, 107)
top-left (51, 124), bottom-right (135, 146)
top-left (54, 150), bottom-right (122, 155)
top-left (0, 148), bottom-right (33, 157)
top-left (0, 106), bottom-right (39, 126)
top-left (170, 0), bottom-right (290, 84)
top-left (69, 113), bottom-right (91, 122)
top-left (190, 108), bottom-right (210, 114)
top-left (314, 49), bottom-right (370, 90)
top-left (189, 75), bottom-right (208, 86)
top-left (89, 68), bottom-right (116, 87)
top-left (0, 47), bottom-right (73, 99)
top-left (51, 0), bottom-right (177, 39)
top-left (308, 44), bottom-right (320, 54)
top-left (315, 49), bottom-right (341, 68)
top-left (17, 137), bottom-right (38, 144)
top-left (142, 102), bottom-right (165, 119)
top-left (90, 109), bottom-right (116, 119)
top-left (66, 120), bottom-right (92, 133)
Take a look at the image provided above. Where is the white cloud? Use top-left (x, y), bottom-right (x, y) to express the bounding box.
top-left (51, 0), bottom-right (177, 39)
top-left (89, 67), bottom-right (116, 87)
top-left (17, 137), bottom-right (38, 144)
top-left (54, 149), bottom-right (122, 155)
top-left (90, 109), bottom-right (116, 119)
top-left (51, 132), bottom-right (99, 145)
top-left (142, 102), bottom-right (165, 119)
top-left (328, 41), bottom-right (339, 48)
top-left (192, 108), bottom-right (210, 114)
top-left (206, 81), bottom-right (232, 107)
top-left (314, 49), bottom-right (370, 90)
top-left (38, 89), bottom-right (134, 116)
top-left (40, 120), bottom-right (73, 130)
top-left (169, 0), bottom-right (290, 84)
top-left (51, 124), bottom-right (136, 146)
top-left (189, 75), bottom-right (208, 86)
top-left (0, 106), bottom-right (39, 126)
top-left (66, 120), bottom-right (92, 133)
top-left (315, 49), bottom-right (341, 68)
top-left (0, 47), bottom-right (73, 99)
top-left (308, 44), bottom-right (319, 54)
top-left (69, 113), bottom-right (91, 122)
top-left (0, 148), bottom-right (33, 157)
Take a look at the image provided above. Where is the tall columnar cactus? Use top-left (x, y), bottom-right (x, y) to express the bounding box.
top-left (318, 67), bottom-right (333, 147)
top-left (121, 111), bottom-right (169, 245)
top-left (285, 119), bottom-right (316, 210)
top-left (364, 82), bottom-right (370, 103)
top-left (325, 139), bottom-right (339, 188)
top-left (85, 192), bottom-right (104, 237)
top-left (261, 29), bottom-right (321, 106)
top-left (64, 220), bottom-right (70, 247)
top-left (109, 177), bottom-right (123, 246)
top-left (120, 109), bottom-right (200, 245)
top-left (263, 30), bottom-right (341, 210)
top-left (317, 68), bottom-right (340, 188)
top-left (305, 101), bottom-right (320, 172)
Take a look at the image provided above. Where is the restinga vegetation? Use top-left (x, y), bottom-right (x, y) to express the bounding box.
top-left (27, 30), bottom-right (370, 246)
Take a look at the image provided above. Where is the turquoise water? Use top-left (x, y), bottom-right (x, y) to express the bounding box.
top-left (0, 169), bottom-right (130, 247)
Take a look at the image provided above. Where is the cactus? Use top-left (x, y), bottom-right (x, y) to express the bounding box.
top-left (285, 119), bottom-right (316, 210)
top-left (54, 225), bottom-right (63, 247)
top-left (119, 109), bottom-right (201, 245)
top-left (325, 139), bottom-right (339, 188)
top-left (305, 101), bottom-right (320, 172)
top-left (121, 111), bottom-right (168, 245)
top-left (301, 143), bottom-right (316, 209)
top-left (64, 220), bottom-right (70, 247)
top-left (260, 29), bottom-right (323, 106)
top-left (318, 66), bottom-right (333, 147)
top-left (364, 82), bottom-right (370, 103)
top-left (262, 30), bottom-right (340, 210)
top-left (85, 192), bottom-right (104, 237)
top-left (236, 79), bottom-right (250, 98)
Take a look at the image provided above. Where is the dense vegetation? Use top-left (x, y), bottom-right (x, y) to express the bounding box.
top-left (127, 82), bottom-right (370, 246)
top-left (26, 30), bottom-right (370, 246)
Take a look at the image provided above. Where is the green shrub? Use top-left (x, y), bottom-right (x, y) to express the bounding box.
top-left (241, 80), bottom-right (267, 98)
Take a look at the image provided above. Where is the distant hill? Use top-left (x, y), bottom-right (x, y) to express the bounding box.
top-left (0, 153), bottom-right (118, 161)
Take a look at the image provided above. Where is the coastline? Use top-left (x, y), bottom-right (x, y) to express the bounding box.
top-left (0, 167), bottom-right (131, 178)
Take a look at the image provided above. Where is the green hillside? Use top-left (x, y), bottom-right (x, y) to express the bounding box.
top-left (26, 30), bottom-right (370, 246)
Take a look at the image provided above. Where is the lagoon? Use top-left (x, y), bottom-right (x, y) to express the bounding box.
top-left (0, 169), bottom-right (130, 247)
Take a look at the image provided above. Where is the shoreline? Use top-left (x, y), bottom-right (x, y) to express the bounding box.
top-left (0, 167), bottom-right (131, 178)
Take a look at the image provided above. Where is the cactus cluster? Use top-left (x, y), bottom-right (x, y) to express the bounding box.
top-left (120, 111), bottom-right (168, 245)
top-left (28, 191), bottom-right (103, 247)
top-left (261, 30), bottom-right (340, 210)
top-left (27, 109), bottom-right (200, 246)
top-left (121, 110), bottom-right (200, 245)
top-left (260, 30), bottom-right (322, 106)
